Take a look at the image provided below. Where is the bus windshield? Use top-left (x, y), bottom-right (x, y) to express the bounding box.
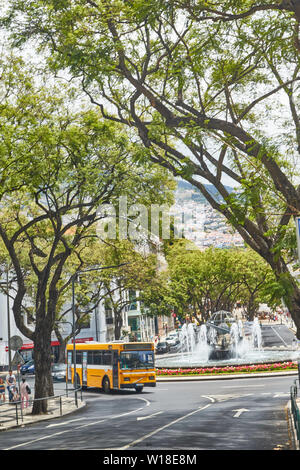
top-left (120, 350), bottom-right (154, 370)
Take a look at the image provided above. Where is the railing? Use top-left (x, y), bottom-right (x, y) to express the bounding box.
top-left (0, 386), bottom-right (82, 428)
top-left (290, 379), bottom-right (300, 447)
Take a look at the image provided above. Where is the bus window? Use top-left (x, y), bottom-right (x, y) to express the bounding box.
top-left (103, 351), bottom-right (112, 365)
top-left (120, 351), bottom-right (154, 370)
top-left (76, 351), bottom-right (82, 364)
top-left (94, 351), bottom-right (102, 365)
top-left (88, 351), bottom-right (93, 364)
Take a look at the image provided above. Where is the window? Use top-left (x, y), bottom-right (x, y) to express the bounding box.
top-left (87, 351), bottom-right (93, 364)
top-left (104, 299), bottom-right (113, 316)
top-left (76, 351), bottom-right (82, 364)
top-left (93, 351), bottom-right (102, 365)
top-left (120, 351), bottom-right (154, 370)
top-left (103, 351), bottom-right (112, 365)
top-left (129, 290), bottom-right (137, 310)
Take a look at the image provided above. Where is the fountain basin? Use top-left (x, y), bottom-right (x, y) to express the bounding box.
top-left (156, 349), bottom-right (300, 369)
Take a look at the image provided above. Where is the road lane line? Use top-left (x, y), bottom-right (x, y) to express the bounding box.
top-left (137, 411), bottom-right (163, 421)
top-left (3, 397), bottom-right (150, 450)
top-left (116, 403), bottom-right (212, 450)
top-left (202, 395), bottom-right (215, 402)
top-left (4, 429), bottom-right (74, 450)
top-left (270, 325), bottom-right (289, 347)
top-left (46, 417), bottom-right (86, 428)
top-left (221, 385), bottom-right (265, 388)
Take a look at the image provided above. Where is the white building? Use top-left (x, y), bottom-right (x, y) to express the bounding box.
top-left (0, 283), bottom-right (160, 368)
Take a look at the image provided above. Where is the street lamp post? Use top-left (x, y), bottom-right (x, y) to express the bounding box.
top-left (0, 270), bottom-right (13, 370)
top-left (56, 320), bottom-right (74, 396)
top-left (6, 270), bottom-right (11, 370)
top-left (71, 274), bottom-right (77, 390)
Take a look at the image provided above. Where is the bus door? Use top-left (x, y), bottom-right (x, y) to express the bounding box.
top-left (112, 350), bottom-right (119, 389)
top-left (82, 351), bottom-right (88, 387)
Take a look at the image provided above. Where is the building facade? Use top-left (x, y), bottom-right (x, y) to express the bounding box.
top-left (0, 286), bottom-right (165, 367)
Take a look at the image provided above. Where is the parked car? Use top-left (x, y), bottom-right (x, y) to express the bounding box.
top-left (155, 341), bottom-right (170, 354)
top-left (20, 359), bottom-right (35, 375)
top-left (165, 335), bottom-right (179, 347)
top-left (51, 363), bottom-right (66, 382)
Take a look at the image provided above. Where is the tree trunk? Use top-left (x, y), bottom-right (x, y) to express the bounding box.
top-left (287, 287), bottom-right (300, 340)
top-left (247, 295), bottom-right (256, 321)
top-left (31, 324), bottom-right (54, 415)
top-left (114, 309), bottom-right (122, 340)
top-left (58, 343), bottom-right (66, 364)
top-left (266, 255), bottom-right (300, 339)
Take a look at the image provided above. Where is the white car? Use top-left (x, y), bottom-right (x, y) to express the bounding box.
top-left (165, 335), bottom-right (179, 346)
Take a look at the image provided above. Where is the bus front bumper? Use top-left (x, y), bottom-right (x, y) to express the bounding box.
top-left (120, 382), bottom-right (156, 389)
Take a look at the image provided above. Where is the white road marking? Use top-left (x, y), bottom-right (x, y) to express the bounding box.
top-left (208, 394), bottom-right (253, 402)
top-left (202, 395), bottom-right (215, 403)
top-left (3, 429), bottom-right (74, 450)
top-left (137, 411), bottom-right (163, 421)
top-left (233, 409), bottom-right (250, 418)
top-left (222, 384), bottom-right (265, 388)
top-left (4, 397), bottom-right (150, 450)
top-left (270, 325), bottom-right (289, 347)
top-left (116, 403), bottom-right (212, 450)
top-left (46, 418), bottom-right (86, 428)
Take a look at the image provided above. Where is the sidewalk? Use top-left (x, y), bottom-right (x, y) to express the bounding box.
top-left (0, 394), bottom-right (86, 431)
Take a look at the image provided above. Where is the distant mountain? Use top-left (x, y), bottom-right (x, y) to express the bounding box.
top-left (176, 180), bottom-right (234, 203)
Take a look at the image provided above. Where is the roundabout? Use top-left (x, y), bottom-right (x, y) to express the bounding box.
top-left (155, 316), bottom-right (300, 378)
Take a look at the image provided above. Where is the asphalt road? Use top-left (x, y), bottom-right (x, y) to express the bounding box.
top-left (1, 324), bottom-right (298, 454)
top-left (0, 374), bottom-right (296, 451)
top-left (261, 323), bottom-right (297, 348)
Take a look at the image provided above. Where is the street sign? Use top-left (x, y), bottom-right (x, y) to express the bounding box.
top-left (11, 350), bottom-right (25, 366)
top-left (10, 335), bottom-right (23, 351)
top-left (296, 217), bottom-right (300, 263)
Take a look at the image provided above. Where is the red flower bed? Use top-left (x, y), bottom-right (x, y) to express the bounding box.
top-left (156, 361), bottom-right (298, 376)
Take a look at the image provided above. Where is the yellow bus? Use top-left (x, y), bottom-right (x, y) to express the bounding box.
top-left (66, 341), bottom-right (156, 393)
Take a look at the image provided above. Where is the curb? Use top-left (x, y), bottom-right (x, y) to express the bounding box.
top-left (156, 370), bottom-right (299, 381)
top-left (0, 399), bottom-right (86, 432)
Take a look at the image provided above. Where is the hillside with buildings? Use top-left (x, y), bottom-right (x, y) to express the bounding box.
top-left (172, 180), bottom-right (244, 249)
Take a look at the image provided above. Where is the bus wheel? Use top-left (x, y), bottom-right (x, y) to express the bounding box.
top-left (102, 377), bottom-right (111, 394)
top-left (135, 385), bottom-right (143, 393)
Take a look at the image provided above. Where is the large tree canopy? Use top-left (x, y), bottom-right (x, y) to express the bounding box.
top-left (0, 55), bottom-right (174, 412)
top-left (2, 1), bottom-right (300, 336)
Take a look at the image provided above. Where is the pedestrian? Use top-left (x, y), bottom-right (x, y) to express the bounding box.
top-left (10, 384), bottom-right (19, 403)
top-left (6, 369), bottom-right (16, 403)
top-left (0, 377), bottom-right (5, 402)
top-left (20, 377), bottom-right (30, 410)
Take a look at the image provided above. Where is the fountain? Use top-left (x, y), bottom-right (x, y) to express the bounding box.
top-left (156, 314), bottom-right (300, 369)
top-left (251, 317), bottom-right (262, 350)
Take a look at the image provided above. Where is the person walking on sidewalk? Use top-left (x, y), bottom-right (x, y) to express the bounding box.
top-left (0, 377), bottom-right (5, 402)
top-left (6, 370), bottom-right (16, 403)
top-left (20, 377), bottom-right (30, 410)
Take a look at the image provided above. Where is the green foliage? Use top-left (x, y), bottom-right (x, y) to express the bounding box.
top-left (2, 0), bottom-right (300, 328)
top-left (0, 56), bottom-right (175, 343)
top-left (160, 244), bottom-right (279, 319)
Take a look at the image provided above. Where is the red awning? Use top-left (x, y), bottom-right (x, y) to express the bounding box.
top-left (5, 337), bottom-right (94, 351)
top-left (6, 340), bottom-right (60, 351)
top-left (71, 337), bottom-right (94, 344)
